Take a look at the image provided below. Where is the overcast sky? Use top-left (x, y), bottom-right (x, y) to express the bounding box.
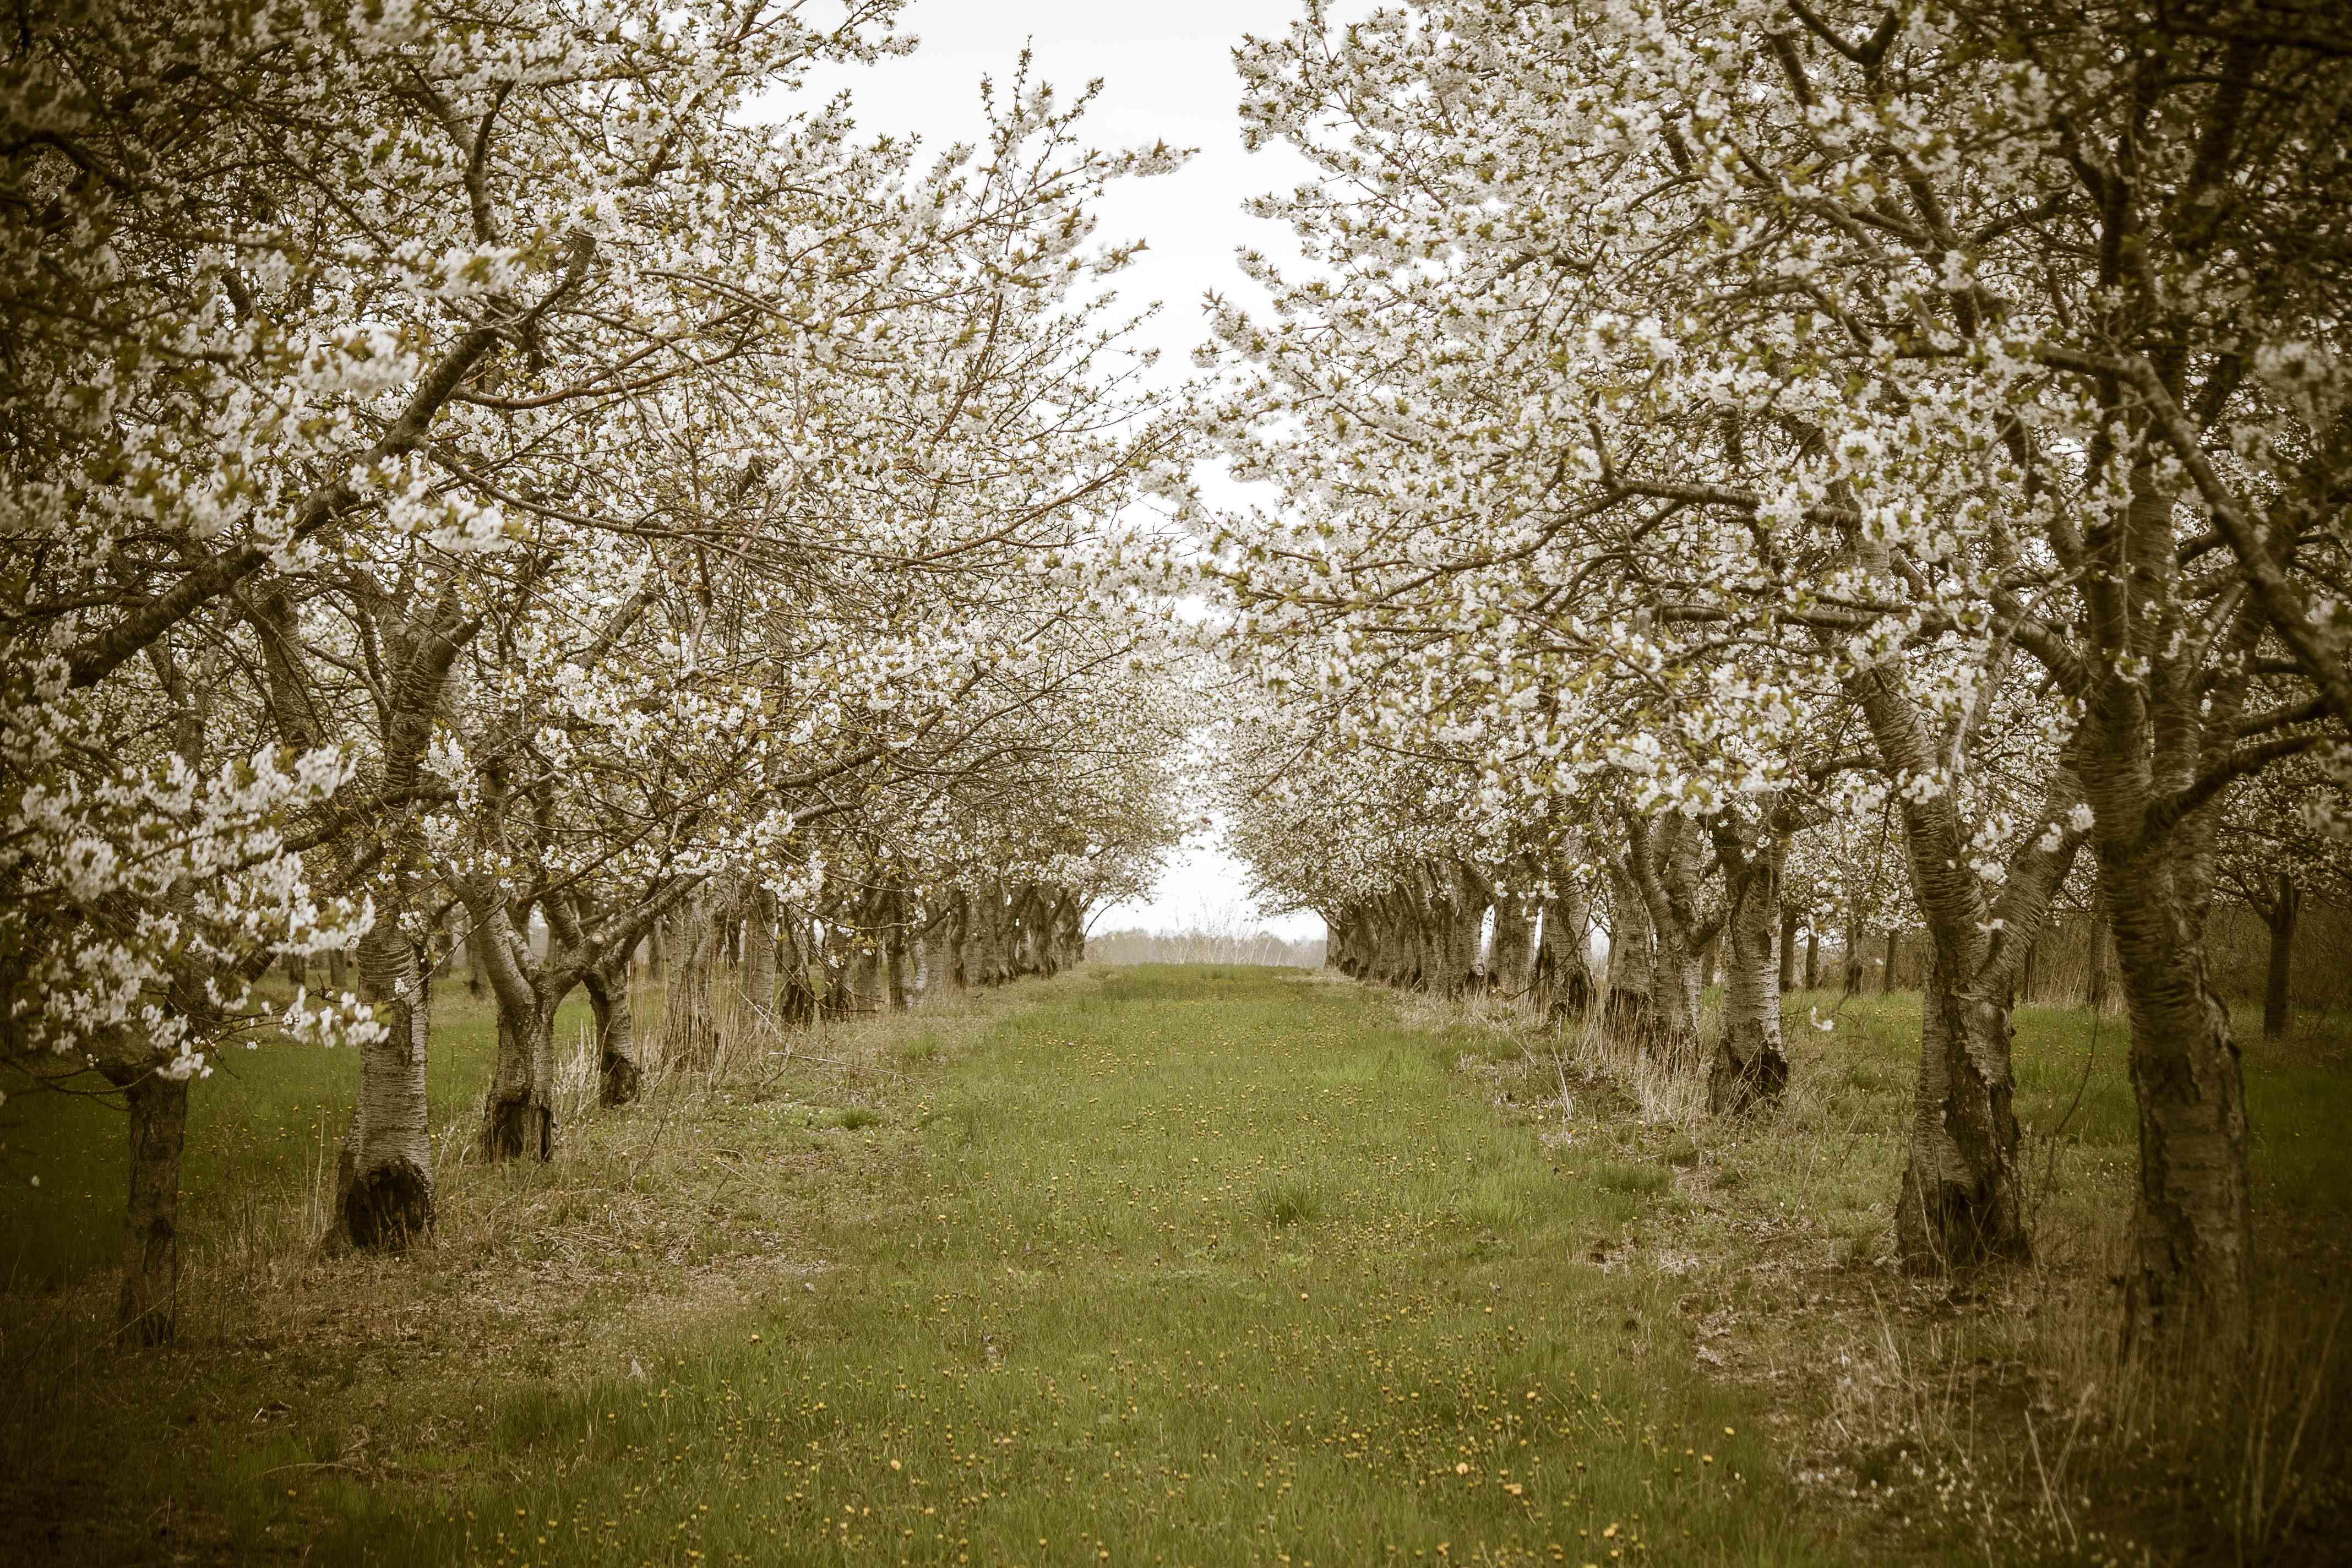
top-left (799, 2), bottom-right (1328, 939)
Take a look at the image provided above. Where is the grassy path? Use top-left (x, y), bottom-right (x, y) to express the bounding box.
top-left (303, 966), bottom-right (1823, 1567)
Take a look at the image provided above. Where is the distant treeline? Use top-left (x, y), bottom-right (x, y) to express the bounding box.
top-left (1088, 929), bottom-right (1327, 969)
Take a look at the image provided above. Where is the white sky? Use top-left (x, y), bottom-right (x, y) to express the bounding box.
top-left (799, 2), bottom-right (1329, 940)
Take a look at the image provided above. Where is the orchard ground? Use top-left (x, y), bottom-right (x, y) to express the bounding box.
top-left (2, 967), bottom-right (2349, 1566)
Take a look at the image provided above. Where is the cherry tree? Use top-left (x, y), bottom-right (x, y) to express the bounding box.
top-left (0, 0), bottom-right (1196, 1321)
top-left (1202, 0), bottom-right (2343, 1352)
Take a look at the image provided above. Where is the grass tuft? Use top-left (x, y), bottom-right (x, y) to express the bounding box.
top-left (1595, 1162), bottom-right (1671, 1196)
top-left (1253, 1177), bottom-right (1322, 1228)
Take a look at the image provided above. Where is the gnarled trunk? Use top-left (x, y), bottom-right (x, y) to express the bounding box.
top-left (1052, 892), bottom-right (1086, 973)
top-left (1603, 856), bottom-right (1654, 1035)
top-left (1533, 865), bottom-right (1596, 1020)
top-left (1850, 663), bottom-right (2081, 1277)
top-left (959, 886), bottom-right (1010, 989)
top-left (1709, 832), bottom-right (1789, 1114)
top-left (1625, 813), bottom-right (1710, 1061)
top-left (1488, 889), bottom-right (1536, 999)
top-left (663, 892), bottom-right (733, 1060)
top-left (847, 919), bottom-right (888, 1011)
top-left (99, 1060), bottom-right (189, 1345)
top-left (939, 897), bottom-right (972, 993)
top-left (1894, 951), bottom-right (2028, 1271)
top-left (886, 921), bottom-right (914, 1009)
top-left (2261, 874), bottom-right (2298, 1043)
top-left (742, 888), bottom-right (777, 1017)
top-left (1427, 862), bottom-right (1487, 996)
top-left (481, 1000), bottom-right (556, 1161)
top-left (337, 920), bottom-right (435, 1249)
top-left (585, 958), bottom-right (641, 1107)
top-left (2108, 858), bottom-right (2250, 1354)
top-left (471, 899), bottom-right (565, 1162)
top-left (2086, 894), bottom-right (2113, 1014)
top-left (776, 908), bottom-right (821, 1023)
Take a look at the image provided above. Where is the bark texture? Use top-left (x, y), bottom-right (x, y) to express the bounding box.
top-left (2105, 852), bottom-right (2251, 1353)
top-left (337, 921), bottom-right (436, 1249)
top-left (1533, 879), bottom-right (1596, 1019)
top-left (1893, 953), bottom-right (2030, 1271)
top-left (1602, 855), bottom-right (1655, 1036)
top-left (585, 956), bottom-right (642, 1107)
top-left (1623, 811), bottom-right (1713, 1061)
top-left (2260, 874), bottom-right (2298, 1043)
top-left (1708, 826), bottom-right (1789, 1114)
top-left (742, 888), bottom-right (778, 1016)
top-left (99, 1061), bottom-right (189, 1345)
top-left (1852, 666), bottom-right (2084, 1276)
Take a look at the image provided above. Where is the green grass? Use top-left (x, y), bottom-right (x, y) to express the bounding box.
top-left (5, 965), bottom-right (1832, 1566)
top-left (9, 968), bottom-right (2345, 1566)
top-left (302, 965), bottom-right (1815, 1566)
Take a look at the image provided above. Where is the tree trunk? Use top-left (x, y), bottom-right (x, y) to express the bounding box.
top-left (1849, 662), bottom-right (2081, 1279)
top-left (328, 947), bottom-right (350, 991)
top-left (1804, 928), bottom-right (1820, 992)
top-left (1489, 889), bottom-right (1535, 999)
top-left (2262, 874), bottom-right (2298, 1043)
top-left (1371, 900), bottom-right (1412, 987)
top-left (1881, 929), bottom-right (1900, 994)
top-left (1709, 835), bottom-right (1790, 1114)
top-left (2073, 452), bottom-right (2259, 1360)
top-left (336, 920), bottom-right (435, 1249)
top-left (664, 895), bottom-right (730, 1059)
top-left (940, 898), bottom-right (973, 992)
top-left (1656, 929), bottom-right (1704, 1048)
top-left (1386, 882), bottom-right (1427, 989)
top-left (960, 888), bottom-right (1005, 989)
top-left (1843, 901), bottom-right (1865, 997)
top-left (1778, 906), bottom-right (1802, 994)
top-left (434, 907), bottom-right (464, 980)
top-left (1602, 856), bottom-right (1654, 1036)
top-left (885, 890), bottom-right (914, 1009)
top-left (743, 888), bottom-right (778, 1017)
top-left (481, 1000), bottom-right (557, 1161)
top-left (1623, 811), bottom-right (1712, 1060)
top-left (778, 909), bottom-right (821, 1023)
top-left (586, 959), bottom-right (642, 1107)
top-left (848, 912), bottom-right (888, 1011)
top-left (1429, 862), bottom-right (1487, 995)
top-left (1054, 894), bottom-right (1086, 972)
top-left (1533, 883), bottom-right (1596, 1020)
top-left (98, 1061), bottom-right (189, 1345)
top-left (2086, 894), bottom-right (2113, 1014)
top-left (2105, 869), bottom-right (2251, 1354)
top-left (474, 902), bottom-right (562, 1162)
top-left (1894, 948), bottom-right (2029, 1271)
